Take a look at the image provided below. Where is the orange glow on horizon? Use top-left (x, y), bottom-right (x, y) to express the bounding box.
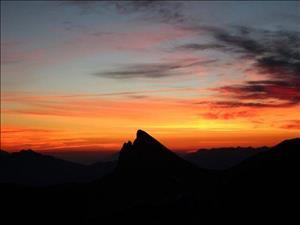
top-left (1, 92), bottom-right (299, 152)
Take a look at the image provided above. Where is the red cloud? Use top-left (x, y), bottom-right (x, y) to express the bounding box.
top-left (200, 110), bottom-right (254, 120)
top-left (214, 80), bottom-right (300, 108)
top-left (281, 120), bottom-right (300, 130)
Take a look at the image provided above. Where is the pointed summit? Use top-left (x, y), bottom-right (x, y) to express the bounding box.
top-left (136, 129), bottom-right (149, 138)
top-left (136, 129), bottom-right (155, 142)
top-left (135, 129), bottom-right (160, 144)
top-left (133, 129), bottom-right (167, 152)
top-left (116, 130), bottom-right (197, 174)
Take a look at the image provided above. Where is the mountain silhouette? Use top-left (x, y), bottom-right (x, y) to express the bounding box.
top-left (116, 130), bottom-right (199, 175)
top-left (0, 149), bottom-right (115, 186)
top-left (86, 130), bottom-right (216, 225)
top-left (221, 138), bottom-right (300, 224)
top-left (0, 132), bottom-right (299, 225)
top-left (226, 138), bottom-right (300, 179)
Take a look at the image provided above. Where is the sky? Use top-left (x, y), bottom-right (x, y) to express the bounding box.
top-left (1, 1), bottom-right (300, 152)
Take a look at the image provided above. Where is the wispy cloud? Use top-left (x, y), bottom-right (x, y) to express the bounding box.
top-left (214, 80), bottom-right (300, 108)
top-left (2, 88), bottom-right (199, 118)
top-left (174, 26), bottom-right (300, 108)
top-left (65, 1), bottom-right (187, 25)
top-left (59, 1), bottom-right (106, 15)
top-left (1, 128), bottom-right (56, 134)
top-left (113, 1), bottom-right (187, 25)
top-left (212, 27), bottom-right (300, 79)
top-left (280, 120), bottom-right (300, 130)
top-left (195, 100), bottom-right (296, 109)
top-left (1, 26), bottom-right (190, 66)
top-left (93, 59), bottom-right (216, 79)
top-left (177, 26), bottom-right (300, 80)
top-left (175, 43), bottom-right (225, 51)
top-left (199, 110), bottom-right (254, 120)
top-left (1, 41), bottom-right (44, 64)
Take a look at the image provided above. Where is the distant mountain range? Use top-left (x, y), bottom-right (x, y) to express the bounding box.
top-left (0, 130), bottom-right (299, 225)
top-left (184, 146), bottom-right (269, 170)
top-left (0, 149), bottom-right (116, 186)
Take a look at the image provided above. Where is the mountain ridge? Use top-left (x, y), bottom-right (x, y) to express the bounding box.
top-left (0, 149), bottom-right (116, 186)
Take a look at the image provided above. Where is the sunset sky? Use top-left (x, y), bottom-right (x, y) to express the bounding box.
top-left (1, 1), bottom-right (299, 152)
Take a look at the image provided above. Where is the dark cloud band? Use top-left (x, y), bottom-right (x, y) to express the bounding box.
top-left (93, 60), bottom-right (216, 79)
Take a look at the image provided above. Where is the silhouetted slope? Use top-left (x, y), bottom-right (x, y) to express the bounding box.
top-left (0, 149), bottom-right (10, 157)
top-left (185, 146), bottom-right (269, 170)
top-left (226, 138), bottom-right (300, 178)
top-left (44, 150), bottom-right (119, 164)
top-left (221, 138), bottom-right (300, 224)
top-left (0, 150), bottom-right (115, 186)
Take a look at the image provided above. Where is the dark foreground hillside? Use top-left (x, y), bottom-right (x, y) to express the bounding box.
top-left (0, 130), bottom-right (299, 225)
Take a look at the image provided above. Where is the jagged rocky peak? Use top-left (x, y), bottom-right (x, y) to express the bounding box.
top-left (121, 141), bottom-right (132, 151)
top-left (116, 129), bottom-right (194, 173)
top-left (120, 130), bottom-right (161, 152)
